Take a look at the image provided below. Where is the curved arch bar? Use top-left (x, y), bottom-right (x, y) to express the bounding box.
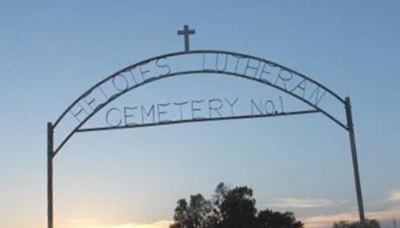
top-left (53, 50), bottom-right (347, 156)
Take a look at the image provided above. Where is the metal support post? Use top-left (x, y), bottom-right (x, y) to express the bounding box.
top-left (345, 97), bottom-right (366, 228)
top-left (47, 122), bottom-right (54, 228)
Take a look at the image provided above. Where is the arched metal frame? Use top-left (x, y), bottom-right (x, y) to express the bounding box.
top-left (47, 50), bottom-right (366, 228)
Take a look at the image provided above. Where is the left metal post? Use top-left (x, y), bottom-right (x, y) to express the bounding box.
top-left (47, 122), bottom-right (54, 228)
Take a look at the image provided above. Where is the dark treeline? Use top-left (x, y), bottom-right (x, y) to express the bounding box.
top-left (169, 183), bottom-right (304, 228)
top-left (332, 219), bottom-right (380, 228)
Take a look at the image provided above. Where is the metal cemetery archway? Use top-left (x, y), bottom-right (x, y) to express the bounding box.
top-left (47, 25), bottom-right (366, 228)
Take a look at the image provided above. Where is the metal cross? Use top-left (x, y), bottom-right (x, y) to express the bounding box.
top-left (177, 25), bottom-right (196, 52)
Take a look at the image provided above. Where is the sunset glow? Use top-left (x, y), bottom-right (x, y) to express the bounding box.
top-left (61, 219), bottom-right (171, 228)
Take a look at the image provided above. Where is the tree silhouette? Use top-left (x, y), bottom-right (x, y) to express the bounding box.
top-left (170, 194), bottom-right (213, 228)
top-left (214, 183), bottom-right (257, 228)
top-left (256, 209), bottom-right (303, 228)
top-left (332, 219), bottom-right (380, 228)
top-left (170, 183), bottom-right (304, 228)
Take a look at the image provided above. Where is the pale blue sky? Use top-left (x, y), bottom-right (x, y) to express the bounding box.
top-left (0, 1), bottom-right (399, 227)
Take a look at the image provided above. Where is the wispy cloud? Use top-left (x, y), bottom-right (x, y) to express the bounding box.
top-left (269, 198), bottom-right (349, 208)
top-left (387, 190), bottom-right (400, 202)
top-left (303, 209), bottom-right (400, 228)
top-left (67, 217), bottom-right (99, 224)
top-left (62, 218), bottom-right (171, 228)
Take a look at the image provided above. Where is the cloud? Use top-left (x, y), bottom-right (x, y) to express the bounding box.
top-left (269, 198), bottom-right (349, 208)
top-left (303, 209), bottom-right (400, 228)
top-left (387, 190), bottom-right (400, 202)
top-left (67, 217), bottom-right (99, 224)
top-left (62, 218), bottom-right (172, 228)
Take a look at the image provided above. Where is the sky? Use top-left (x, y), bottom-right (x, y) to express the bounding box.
top-left (0, 0), bottom-right (399, 228)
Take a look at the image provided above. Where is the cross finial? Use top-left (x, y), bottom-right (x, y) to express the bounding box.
top-left (177, 25), bottom-right (196, 52)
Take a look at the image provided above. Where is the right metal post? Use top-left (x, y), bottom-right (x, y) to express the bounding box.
top-left (47, 122), bottom-right (54, 228)
top-left (345, 97), bottom-right (366, 228)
